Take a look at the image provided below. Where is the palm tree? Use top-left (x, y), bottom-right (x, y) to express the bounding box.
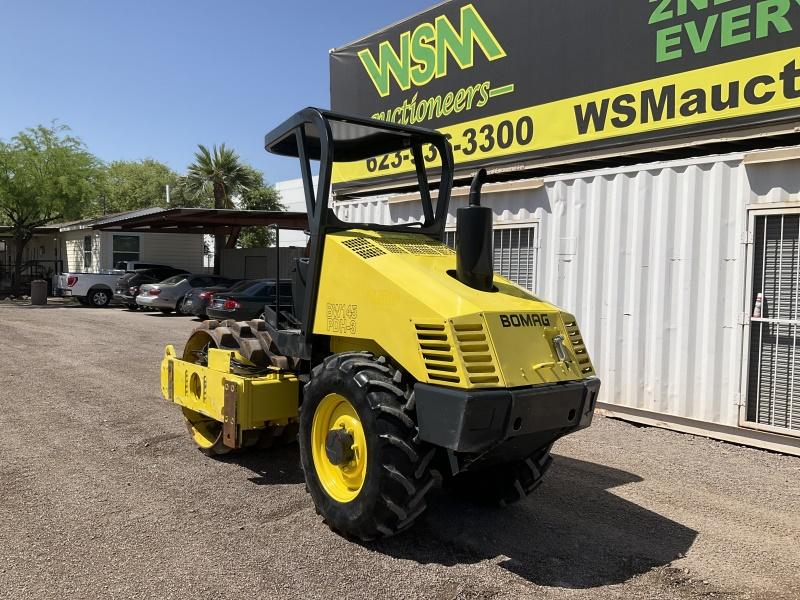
top-left (186, 144), bottom-right (257, 273)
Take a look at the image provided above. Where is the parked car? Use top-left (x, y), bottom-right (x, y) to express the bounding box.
top-left (181, 279), bottom-right (250, 320)
top-left (115, 267), bottom-right (190, 310)
top-left (207, 279), bottom-right (294, 322)
top-left (57, 263), bottom-right (178, 307)
top-left (136, 274), bottom-right (235, 314)
top-left (56, 272), bottom-right (123, 307)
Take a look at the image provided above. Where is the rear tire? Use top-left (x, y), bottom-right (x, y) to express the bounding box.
top-left (452, 447), bottom-right (553, 506)
top-left (299, 353), bottom-right (439, 541)
top-left (127, 304), bottom-right (138, 311)
top-left (87, 288), bottom-right (111, 307)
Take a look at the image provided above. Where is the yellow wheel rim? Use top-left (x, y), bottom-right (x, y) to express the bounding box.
top-left (311, 393), bottom-right (367, 503)
top-left (182, 407), bottom-right (229, 454)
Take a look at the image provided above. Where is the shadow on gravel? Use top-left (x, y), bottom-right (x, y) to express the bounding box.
top-left (228, 443), bottom-right (306, 486)
top-left (365, 455), bottom-right (698, 589)
top-left (222, 444), bottom-right (697, 589)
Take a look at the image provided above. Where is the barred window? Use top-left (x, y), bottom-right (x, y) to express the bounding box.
top-left (445, 225), bottom-right (537, 292)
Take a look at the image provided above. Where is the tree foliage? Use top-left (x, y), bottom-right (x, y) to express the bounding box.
top-left (0, 124), bottom-right (102, 291)
top-left (99, 159), bottom-right (179, 214)
top-left (238, 180), bottom-right (286, 248)
top-left (185, 145), bottom-right (266, 271)
top-left (168, 175), bottom-right (213, 208)
top-left (0, 121), bottom-right (289, 287)
top-left (0, 124), bottom-right (101, 228)
top-left (185, 144), bottom-right (258, 209)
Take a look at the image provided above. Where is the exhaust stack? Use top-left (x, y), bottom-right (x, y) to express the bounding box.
top-left (456, 169), bottom-right (493, 292)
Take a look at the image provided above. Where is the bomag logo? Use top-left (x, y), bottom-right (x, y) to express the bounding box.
top-left (499, 314), bottom-right (552, 328)
top-left (357, 4), bottom-right (506, 98)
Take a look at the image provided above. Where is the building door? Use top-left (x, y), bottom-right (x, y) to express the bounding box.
top-left (445, 224), bottom-right (538, 292)
top-left (744, 211), bottom-right (800, 435)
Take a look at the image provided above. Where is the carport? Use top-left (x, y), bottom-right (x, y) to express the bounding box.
top-left (94, 208), bottom-right (309, 274)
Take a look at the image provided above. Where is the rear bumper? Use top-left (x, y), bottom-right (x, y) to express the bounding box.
top-left (415, 377), bottom-right (601, 458)
top-left (206, 307), bottom-right (248, 321)
top-left (136, 295), bottom-right (175, 309)
top-left (182, 297), bottom-right (205, 315)
top-left (115, 292), bottom-right (136, 303)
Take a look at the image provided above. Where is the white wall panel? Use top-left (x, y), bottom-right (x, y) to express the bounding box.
top-left (333, 150), bottom-right (800, 436)
top-left (540, 159), bottom-right (747, 428)
top-left (98, 231), bottom-right (204, 273)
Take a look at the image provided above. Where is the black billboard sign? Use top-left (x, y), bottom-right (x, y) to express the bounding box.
top-left (330, 0), bottom-right (800, 189)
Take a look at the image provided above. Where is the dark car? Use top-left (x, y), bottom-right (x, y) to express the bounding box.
top-left (115, 266), bottom-right (189, 310)
top-left (181, 279), bottom-right (251, 320)
top-left (207, 279), bottom-right (294, 321)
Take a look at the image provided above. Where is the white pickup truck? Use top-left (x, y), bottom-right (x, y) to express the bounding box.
top-left (56, 262), bottom-right (174, 307)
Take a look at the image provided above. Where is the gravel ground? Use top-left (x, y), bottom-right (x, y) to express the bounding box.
top-left (1, 302), bottom-right (798, 600)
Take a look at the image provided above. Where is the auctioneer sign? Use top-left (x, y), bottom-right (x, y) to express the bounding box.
top-left (330, 0), bottom-right (800, 188)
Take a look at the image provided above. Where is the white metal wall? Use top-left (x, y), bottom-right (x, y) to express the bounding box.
top-left (106, 231), bottom-right (205, 273)
top-left (336, 153), bottom-right (779, 431)
top-left (57, 230), bottom-right (205, 273)
top-left (61, 229), bottom-right (101, 273)
top-left (541, 158), bottom-right (748, 429)
top-left (333, 151), bottom-right (800, 451)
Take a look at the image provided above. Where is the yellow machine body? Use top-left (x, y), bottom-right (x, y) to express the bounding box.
top-left (155, 109), bottom-right (603, 541)
top-left (161, 345), bottom-right (299, 448)
top-left (159, 228), bottom-right (595, 449)
top-left (316, 229), bottom-right (595, 390)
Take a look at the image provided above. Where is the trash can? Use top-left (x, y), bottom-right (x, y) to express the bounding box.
top-left (31, 280), bottom-right (47, 306)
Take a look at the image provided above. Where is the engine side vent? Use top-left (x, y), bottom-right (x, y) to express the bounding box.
top-left (342, 238), bottom-right (386, 259)
top-left (562, 315), bottom-right (594, 374)
top-left (453, 323), bottom-right (500, 385)
top-left (377, 238), bottom-right (454, 256)
top-left (414, 323), bottom-right (460, 384)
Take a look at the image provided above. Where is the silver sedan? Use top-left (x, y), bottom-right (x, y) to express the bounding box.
top-left (136, 274), bottom-right (235, 314)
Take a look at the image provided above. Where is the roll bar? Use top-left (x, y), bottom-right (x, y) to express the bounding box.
top-left (263, 108), bottom-right (455, 338)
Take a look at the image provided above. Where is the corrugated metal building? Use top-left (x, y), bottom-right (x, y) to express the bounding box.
top-left (334, 147), bottom-right (800, 455)
top-left (322, 0), bottom-right (800, 454)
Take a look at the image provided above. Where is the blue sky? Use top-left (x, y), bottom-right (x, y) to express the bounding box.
top-left (0, 0), bottom-right (435, 183)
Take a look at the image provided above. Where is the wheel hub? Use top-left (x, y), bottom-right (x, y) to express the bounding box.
top-left (325, 427), bottom-right (355, 466)
top-left (311, 393), bottom-right (367, 503)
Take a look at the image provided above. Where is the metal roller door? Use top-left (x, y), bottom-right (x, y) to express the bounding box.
top-left (445, 225), bottom-right (538, 292)
top-left (745, 213), bottom-right (800, 434)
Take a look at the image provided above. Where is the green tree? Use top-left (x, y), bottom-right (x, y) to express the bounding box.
top-left (238, 182), bottom-right (286, 248)
top-left (0, 124), bottom-right (102, 293)
top-left (168, 176), bottom-right (213, 209)
top-left (185, 144), bottom-right (258, 273)
top-left (99, 159), bottom-right (179, 214)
